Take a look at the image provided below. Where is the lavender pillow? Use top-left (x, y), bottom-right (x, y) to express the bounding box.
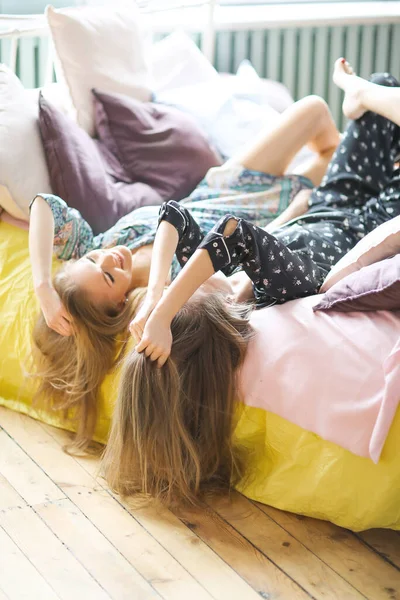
top-left (92, 89), bottom-right (221, 202)
top-left (38, 93), bottom-right (162, 235)
top-left (314, 254), bottom-right (400, 313)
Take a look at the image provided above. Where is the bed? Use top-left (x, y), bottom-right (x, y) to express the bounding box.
top-left (1, 222), bottom-right (399, 532)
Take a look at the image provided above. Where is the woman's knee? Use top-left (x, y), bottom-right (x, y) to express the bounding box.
top-left (303, 95), bottom-right (330, 119)
top-left (370, 72), bottom-right (400, 88)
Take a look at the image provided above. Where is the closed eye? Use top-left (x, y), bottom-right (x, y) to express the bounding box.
top-left (86, 256), bottom-right (114, 284)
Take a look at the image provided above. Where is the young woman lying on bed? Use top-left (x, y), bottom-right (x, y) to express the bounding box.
top-left (101, 61), bottom-right (400, 506)
top-left (24, 62), bottom-right (400, 451)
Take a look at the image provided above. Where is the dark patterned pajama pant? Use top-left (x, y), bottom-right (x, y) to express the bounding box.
top-left (158, 73), bottom-right (400, 307)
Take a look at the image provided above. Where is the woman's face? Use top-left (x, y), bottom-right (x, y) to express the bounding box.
top-left (66, 246), bottom-right (133, 309)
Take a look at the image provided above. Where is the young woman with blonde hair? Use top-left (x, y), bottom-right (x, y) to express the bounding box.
top-left (102, 64), bottom-right (400, 505)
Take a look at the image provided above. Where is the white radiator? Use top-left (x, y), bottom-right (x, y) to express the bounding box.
top-left (213, 23), bottom-right (400, 129)
top-left (1, 8), bottom-right (399, 130)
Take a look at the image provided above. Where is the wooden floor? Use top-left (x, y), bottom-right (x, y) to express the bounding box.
top-left (0, 406), bottom-right (399, 600)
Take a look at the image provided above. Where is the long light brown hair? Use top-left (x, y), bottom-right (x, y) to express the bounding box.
top-left (101, 292), bottom-right (254, 507)
top-left (31, 262), bottom-right (146, 453)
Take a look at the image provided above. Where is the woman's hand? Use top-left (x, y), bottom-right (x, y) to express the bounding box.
top-left (129, 294), bottom-right (161, 344)
top-left (135, 312), bottom-right (172, 367)
top-left (36, 283), bottom-right (72, 337)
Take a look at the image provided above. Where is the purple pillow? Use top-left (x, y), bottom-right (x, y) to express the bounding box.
top-left (313, 254), bottom-right (400, 312)
top-left (38, 92), bottom-right (162, 235)
top-left (92, 89), bottom-right (221, 202)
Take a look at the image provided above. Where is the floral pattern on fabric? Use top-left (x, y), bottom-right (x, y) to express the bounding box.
top-left (34, 165), bottom-right (313, 280)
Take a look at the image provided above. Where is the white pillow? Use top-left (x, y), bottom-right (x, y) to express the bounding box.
top-left (0, 65), bottom-right (52, 218)
top-left (229, 60), bottom-right (294, 114)
top-left (154, 67), bottom-right (280, 160)
top-left (46, 4), bottom-right (152, 136)
top-left (150, 31), bottom-right (219, 94)
top-left (26, 82), bottom-right (73, 117)
top-left (0, 185), bottom-right (27, 221)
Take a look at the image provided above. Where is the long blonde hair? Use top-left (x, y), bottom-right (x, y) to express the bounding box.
top-left (101, 293), bottom-right (254, 507)
top-left (31, 262), bottom-right (146, 453)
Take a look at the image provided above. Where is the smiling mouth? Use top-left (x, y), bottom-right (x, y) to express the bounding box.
top-left (112, 251), bottom-right (124, 269)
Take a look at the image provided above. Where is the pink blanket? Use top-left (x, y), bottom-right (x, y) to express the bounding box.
top-left (240, 295), bottom-right (400, 462)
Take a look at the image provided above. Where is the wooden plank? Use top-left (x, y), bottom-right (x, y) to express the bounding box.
top-left (36, 498), bottom-right (157, 600)
top-left (210, 493), bottom-right (366, 600)
top-left (0, 525), bottom-right (59, 600)
top-left (0, 428), bottom-right (65, 506)
top-left (0, 408), bottom-right (97, 490)
top-left (0, 505), bottom-right (111, 600)
top-left (0, 586), bottom-right (9, 600)
top-left (176, 503), bottom-right (311, 600)
top-left (359, 530), bottom-right (400, 570)
top-left (128, 503), bottom-right (266, 600)
top-left (40, 420), bottom-right (265, 600)
top-left (0, 472), bottom-right (27, 510)
top-left (1, 411), bottom-right (212, 600)
top-left (2, 411), bottom-right (237, 600)
top-left (64, 486), bottom-right (212, 600)
top-left (257, 503), bottom-right (400, 600)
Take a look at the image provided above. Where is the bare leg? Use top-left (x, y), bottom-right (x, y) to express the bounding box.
top-left (265, 188), bottom-right (312, 231)
top-left (333, 57), bottom-right (400, 126)
top-left (231, 95), bottom-right (340, 180)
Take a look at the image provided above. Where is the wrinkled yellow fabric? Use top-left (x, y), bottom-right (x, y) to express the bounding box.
top-left (1, 222), bottom-right (399, 531)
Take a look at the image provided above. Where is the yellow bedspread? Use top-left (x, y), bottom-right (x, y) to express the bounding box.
top-left (1, 222), bottom-right (399, 531)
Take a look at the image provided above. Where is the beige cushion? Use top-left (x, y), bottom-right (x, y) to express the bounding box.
top-left (0, 64), bottom-right (52, 217)
top-left (46, 4), bottom-right (152, 136)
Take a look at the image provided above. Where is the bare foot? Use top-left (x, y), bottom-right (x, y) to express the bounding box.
top-left (333, 57), bottom-right (369, 120)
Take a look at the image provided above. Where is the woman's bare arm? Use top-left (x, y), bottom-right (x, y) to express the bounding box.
top-left (29, 197), bottom-right (56, 291)
top-left (135, 220), bottom-right (238, 366)
top-left (129, 220), bottom-right (179, 341)
top-left (29, 196), bottom-right (72, 336)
